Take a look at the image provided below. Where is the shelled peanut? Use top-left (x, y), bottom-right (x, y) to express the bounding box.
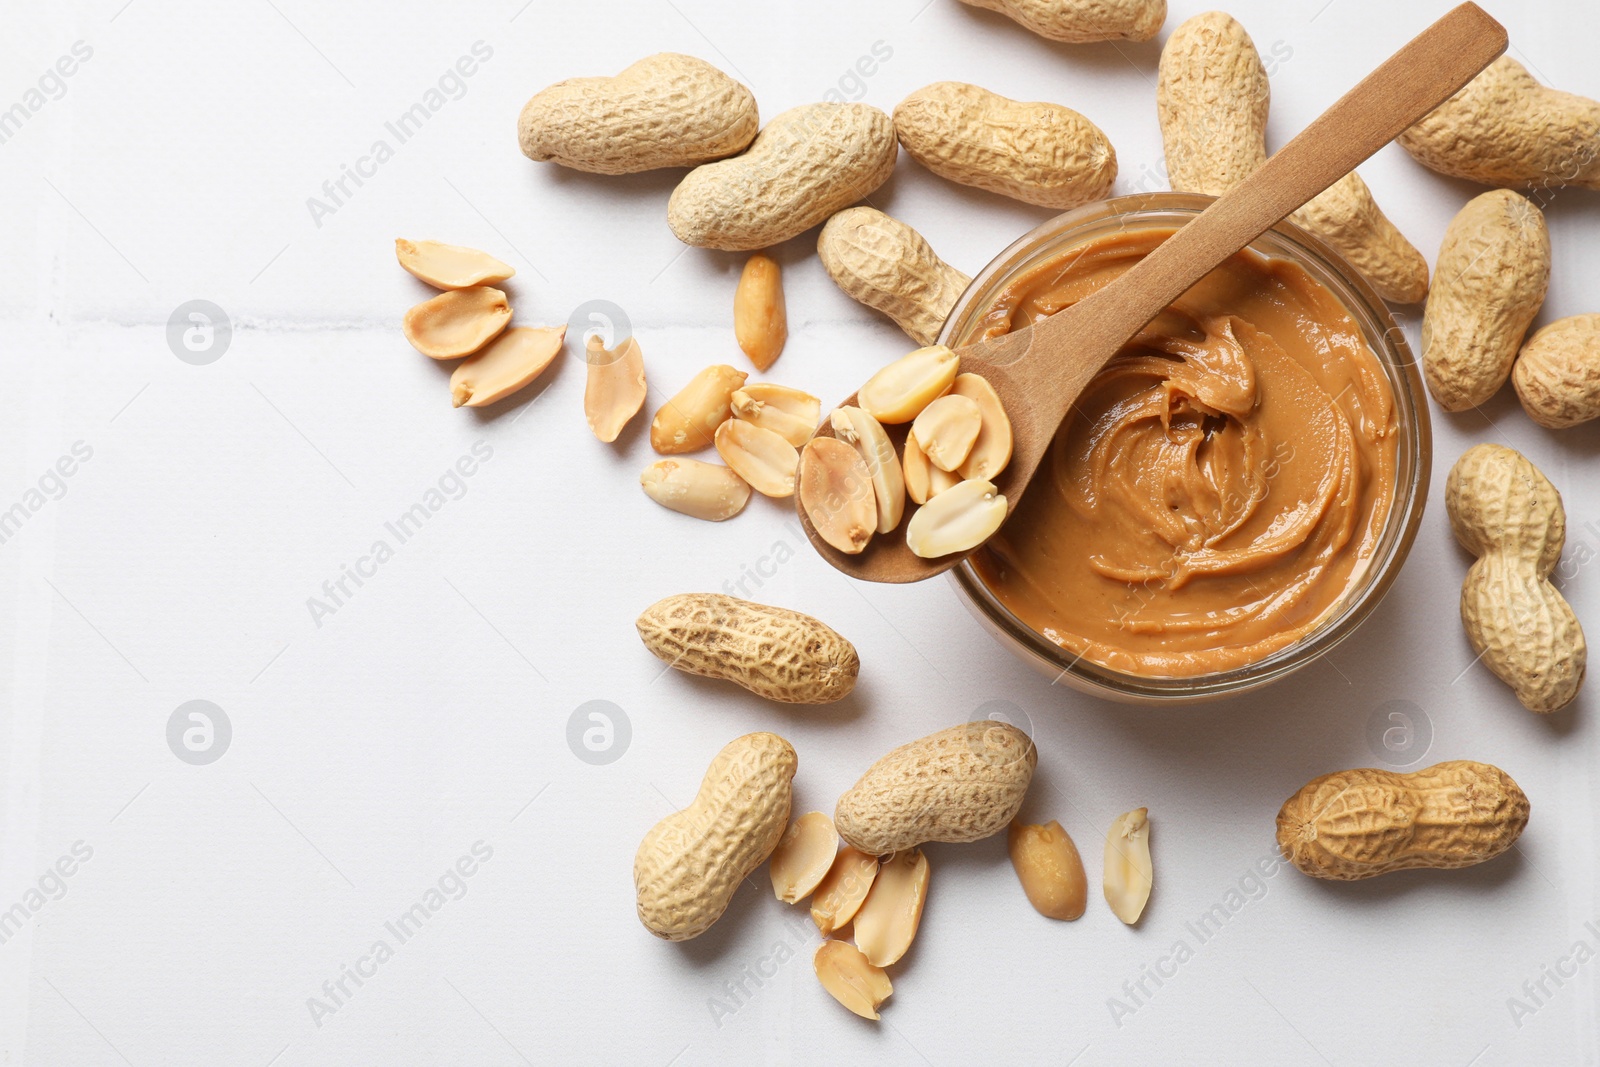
top-left (799, 345), bottom-right (1014, 558)
top-left (396, 239), bottom-right (569, 408)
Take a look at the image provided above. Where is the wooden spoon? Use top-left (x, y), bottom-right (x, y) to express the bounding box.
top-left (797, 2), bottom-right (1506, 584)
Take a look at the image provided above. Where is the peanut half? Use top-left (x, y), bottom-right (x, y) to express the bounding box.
top-left (1277, 761), bottom-right (1529, 880)
top-left (852, 849), bottom-right (929, 968)
top-left (818, 207), bottom-right (971, 347)
top-left (830, 406), bottom-right (905, 534)
top-left (734, 254), bottom-right (788, 371)
top-left (518, 53), bottom-right (758, 175)
top-left (769, 812), bottom-right (840, 904)
top-left (1422, 191), bottom-right (1550, 411)
top-left (904, 478), bottom-right (1007, 559)
top-left (903, 433), bottom-right (959, 505)
top-left (731, 383), bottom-right (820, 448)
top-left (395, 239), bottom-right (514, 289)
top-left (799, 437), bottom-right (879, 554)
top-left (651, 364), bottom-right (749, 454)
top-left (836, 721), bottom-right (1036, 855)
top-left (956, 0), bottom-right (1166, 43)
top-left (814, 941), bottom-right (892, 1021)
top-left (715, 419), bottom-right (799, 498)
top-left (640, 459), bottom-right (752, 522)
top-left (1008, 820), bottom-right (1087, 921)
top-left (910, 393), bottom-right (982, 473)
top-left (858, 345), bottom-right (959, 424)
top-left (449, 326), bottom-right (565, 408)
top-left (1513, 314), bottom-right (1600, 429)
top-left (402, 286), bottom-right (511, 360)
top-left (636, 593), bottom-right (859, 704)
top-left (583, 334), bottom-right (648, 443)
top-left (634, 732), bottom-right (797, 940)
top-left (811, 847), bottom-right (880, 935)
top-left (668, 103), bottom-right (898, 251)
top-left (894, 82), bottom-right (1117, 209)
top-left (1446, 444), bottom-right (1585, 712)
top-left (1399, 56), bottom-right (1600, 191)
top-left (951, 373), bottom-right (1013, 480)
top-left (1103, 808), bottom-right (1152, 925)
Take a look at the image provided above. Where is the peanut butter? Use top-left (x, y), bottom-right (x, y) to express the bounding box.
top-left (971, 227), bottom-right (1398, 677)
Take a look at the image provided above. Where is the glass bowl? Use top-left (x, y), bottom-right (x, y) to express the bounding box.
top-left (944, 192), bottom-right (1431, 705)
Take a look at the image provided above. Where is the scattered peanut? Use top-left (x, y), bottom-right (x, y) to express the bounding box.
top-left (811, 847), bottom-right (880, 935)
top-left (734, 254), bottom-right (788, 371)
top-left (668, 103), bottom-right (898, 251)
top-left (1102, 808), bottom-right (1152, 925)
top-left (651, 364), bottom-right (749, 454)
top-left (583, 334), bottom-right (648, 443)
top-left (830, 406), bottom-right (905, 534)
top-left (835, 721), bottom-right (1037, 855)
top-left (715, 418), bottom-right (799, 497)
top-left (1399, 56), bottom-right (1600, 191)
top-left (858, 345), bottom-right (960, 424)
top-left (894, 82), bottom-right (1116, 208)
top-left (1422, 191), bottom-right (1550, 411)
top-left (633, 732), bottom-right (797, 940)
top-left (395, 239), bottom-right (514, 289)
top-left (731, 383), bottom-right (820, 448)
top-left (910, 394), bottom-right (982, 473)
top-left (956, 0), bottom-right (1165, 43)
top-left (852, 850), bottom-right (929, 967)
top-left (1446, 444), bottom-right (1585, 712)
top-left (799, 437), bottom-right (879, 554)
top-left (904, 477), bottom-right (1007, 558)
top-left (818, 207), bottom-right (972, 346)
top-left (1157, 12), bottom-right (1427, 304)
top-left (770, 812), bottom-right (840, 904)
top-left (950, 373), bottom-right (1012, 480)
top-left (448, 326), bottom-right (565, 408)
top-left (518, 53), bottom-right (758, 174)
top-left (640, 459), bottom-right (752, 521)
top-left (636, 593), bottom-right (859, 704)
top-left (902, 433), bottom-right (960, 505)
top-left (1512, 314), bottom-right (1600, 429)
top-left (1008, 821), bottom-right (1087, 921)
top-left (402, 286), bottom-right (512, 360)
top-left (1277, 761), bottom-right (1530, 880)
top-left (814, 940), bottom-right (892, 1021)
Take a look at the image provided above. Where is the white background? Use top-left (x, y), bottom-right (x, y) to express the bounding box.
top-left (1, 0), bottom-right (1597, 1064)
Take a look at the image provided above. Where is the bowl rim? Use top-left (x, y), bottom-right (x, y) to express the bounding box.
top-left (943, 191), bottom-right (1433, 705)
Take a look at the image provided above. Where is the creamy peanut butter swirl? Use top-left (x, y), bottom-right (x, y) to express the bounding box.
top-left (971, 227), bottom-right (1398, 677)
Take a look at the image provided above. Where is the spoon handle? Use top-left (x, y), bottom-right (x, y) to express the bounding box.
top-left (1025, 2), bottom-right (1507, 415)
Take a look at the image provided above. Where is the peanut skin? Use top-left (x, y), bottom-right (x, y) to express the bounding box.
top-left (1277, 761), bottom-right (1529, 880)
